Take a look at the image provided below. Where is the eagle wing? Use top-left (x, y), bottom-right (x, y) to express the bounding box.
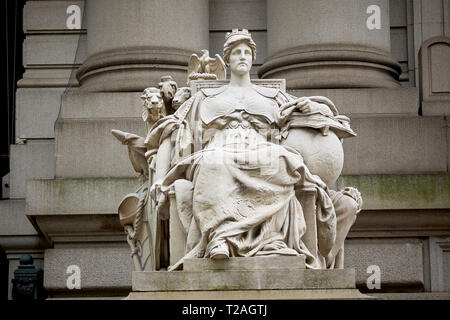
top-left (188, 54), bottom-right (200, 76)
top-left (209, 54), bottom-right (227, 80)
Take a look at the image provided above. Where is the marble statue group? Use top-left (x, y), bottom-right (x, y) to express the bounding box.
top-left (112, 29), bottom-right (362, 273)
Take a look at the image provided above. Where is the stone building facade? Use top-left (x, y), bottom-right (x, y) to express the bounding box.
top-left (1, 0), bottom-right (449, 299)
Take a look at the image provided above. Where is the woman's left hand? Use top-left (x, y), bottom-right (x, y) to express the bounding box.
top-left (296, 98), bottom-right (322, 114)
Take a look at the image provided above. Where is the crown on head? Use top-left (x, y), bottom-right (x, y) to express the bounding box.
top-left (225, 29), bottom-right (251, 41)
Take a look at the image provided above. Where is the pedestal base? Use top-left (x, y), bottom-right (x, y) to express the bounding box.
top-left (127, 256), bottom-right (373, 300)
top-left (125, 289), bottom-right (371, 300)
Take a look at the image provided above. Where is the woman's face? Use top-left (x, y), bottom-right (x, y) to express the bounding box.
top-left (229, 42), bottom-right (253, 76)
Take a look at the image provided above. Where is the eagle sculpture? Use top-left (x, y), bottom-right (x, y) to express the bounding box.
top-left (187, 49), bottom-right (226, 84)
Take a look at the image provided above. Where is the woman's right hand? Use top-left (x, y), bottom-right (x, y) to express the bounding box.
top-left (149, 181), bottom-right (162, 201)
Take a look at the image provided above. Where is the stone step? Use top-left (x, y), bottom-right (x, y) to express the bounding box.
top-left (183, 255), bottom-right (306, 271)
top-left (125, 288), bottom-right (371, 300)
top-left (132, 268), bottom-right (356, 292)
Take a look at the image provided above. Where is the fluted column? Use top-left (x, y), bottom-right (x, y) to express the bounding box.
top-left (77, 0), bottom-right (209, 91)
top-left (259, 0), bottom-right (401, 89)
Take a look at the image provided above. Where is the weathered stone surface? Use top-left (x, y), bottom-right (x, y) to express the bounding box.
top-left (267, 0), bottom-right (391, 54)
top-left (344, 238), bottom-right (424, 290)
top-left (18, 68), bottom-right (78, 88)
top-left (133, 268), bottom-right (356, 292)
top-left (44, 247), bottom-right (133, 291)
top-left (429, 236), bottom-right (450, 292)
top-left (55, 118), bottom-right (145, 178)
top-left (23, 34), bottom-right (86, 66)
top-left (25, 178), bottom-right (136, 245)
top-left (183, 256), bottom-right (306, 271)
top-left (16, 88), bottom-right (65, 139)
top-left (342, 117), bottom-right (447, 174)
top-left (26, 178), bottom-right (138, 215)
top-left (349, 209), bottom-right (450, 238)
top-left (339, 174), bottom-right (450, 210)
top-left (60, 91), bottom-right (143, 119)
top-left (209, 0), bottom-right (266, 31)
top-left (419, 36), bottom-right (450, 116)
top-left (24, 1), bottom-right (85, 32)
top-left (0, 200), bottom-right (34, 235)
top-left (10, 141), bottom-right (55, 199)
top-left (289, 88), bottom-right (419, 116)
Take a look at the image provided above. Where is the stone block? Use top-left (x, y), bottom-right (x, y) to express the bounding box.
top-left (183, 256), bottom-right (306, 271)
top-left (25, 178), bottom-right (137, 245)
top-left (26, 178), bottom-right (138, 216)
top-left (342, 116), bottom-right (447, 174)
top-left (344, 238), bottom-right (424, 290)
top-left (132, 268), bottom-right (356, 291)
top-left (25, 178), bottom-right (135, 248)
top-left (44, 247), bottom-right (133, 292)
top-left (429, 236), bottom-right (450, 292)
top-left (10, 141), bottom-right (55, 199)
top-left (16, 88), bottom-right (65, 139)
top-left (209, 0), bottom-right (267, 31)
top-left (389, 0), bottom-right (407, 27)
top-left (0, 200), bottom-right (35, 236)
top-left (55, 118), bottom-right (145, 178)
top-left (289, 88), bottom-right (419, 116)
top-left (24, 1), bottom-right (85, 32)
top-left (23, 34), bottom-right (86, 66)
top-left (390, 28), bottom-right (408, 62)
top-left (59, 91), bottom-right (142, 119)
top-left (419, 36), bottom-right (450, 116)
top-left (339, 174), bottom-right (450, 210)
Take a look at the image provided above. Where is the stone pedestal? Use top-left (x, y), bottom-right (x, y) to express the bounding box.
top-left (259, 0), bottom-right (401, 89)
top-left (125, 256), bottom-right (371, 300)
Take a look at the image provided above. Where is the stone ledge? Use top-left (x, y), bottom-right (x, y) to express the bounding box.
top-left (184, 256), bottom-right (306, 271)
top-left (339, 173), bottom-right (450, 210)
top-left (26, 177), bottom-right (138, 215)
top-left (367, 292), bottom-right (450, 300)
top-left (25, 178), bottom-right (138, 245)
top-left (341, 116), bottom-right (447, 175)
top-left (132, 268), bottom-right (356, 292)
top-left (349, 209), bottom-right (450, 238)
top-left (125, 288), bottom-right (371, 300)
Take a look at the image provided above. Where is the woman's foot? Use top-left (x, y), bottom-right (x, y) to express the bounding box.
top-left (210, 242), bottom-right (230, 260)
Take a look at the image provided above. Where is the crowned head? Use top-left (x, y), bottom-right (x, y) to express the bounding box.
top-left (223, 29), bottom-right (256, 66)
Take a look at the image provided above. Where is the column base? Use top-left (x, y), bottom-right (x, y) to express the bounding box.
top-left (76, 47), bottom-right (191, 92)
top-left (258, 44), bottom-right (401, 89)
